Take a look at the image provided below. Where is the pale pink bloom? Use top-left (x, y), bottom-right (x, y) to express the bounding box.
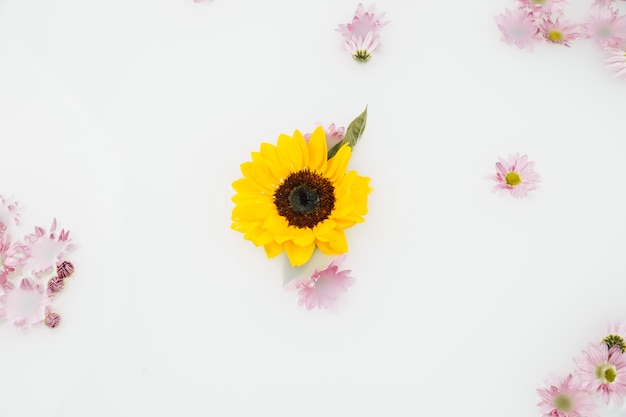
top-left (495, 8), bottom-right (542, 50)
top-left (0, 195), bottom-right (21, 227)
top-left (0, 278), bottom-right (53, 328)
top-left (584, 7), bottom-right (626, 48)
top-left (539, 16), bottom-right (582, 46)
top-left (0, 226), bottom-right (29, 286)
top-left (605, 47), bottom-right (626, 78)
top-left (517, 0), bottom-right (566, 18)
top-left (22, 219), bottom-right (73, 277)
top-left (537, 374), bottom-right (598, 417)
top-left (344, 31), bottom-right (380, 62)
top-left (574, 343), bottom-right (626, 404)
top-left (337, 3), bottom-right (389, 39)
top-left (603, 322), bottom-right (626, 352)
top-left (492, 153), bottom-right (541, 198)
top-left (285, 254), bottom-right (355, 310)
top-left (304, 123), bottom-right (346, 149)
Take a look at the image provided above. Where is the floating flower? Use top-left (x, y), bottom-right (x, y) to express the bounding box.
top-left (539, 16), bottom-right (582, 46)
top-left (605, 47), bottom-right (626, 78)
top-left (495, 8), bottom-right (542, 50)
top-left (0, 278), bottom-right (52, 328)
top-left (231, 126), bottom-right (371, 267)
top-left (344, 31), bottom-right (380, 62)
top-left (574, 343), bottom-right (626, 404)
top-left (337, 3), bottom-right (389, 39)
top-left (492, 153), bottom-right (541, 198)
top-left (285, 254), bottom-right (355, 310)
top-left (22, 219), bottom-right (72, 277)
top-left (537, 374), bottom-right (598, 417)
top-left (584, 7), bottom-right (626, 48)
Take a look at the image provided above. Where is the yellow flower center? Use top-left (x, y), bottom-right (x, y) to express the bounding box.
top-left (548, 31), bottom-right (563, 42)
top-left (353, 50), bottom-right (372, 62)
top-left (596, 363), bottom-right (618, 383)
top-left (604, 334), bottom-right (626, 353)
top-left (553, 394), bottom-right (574, 412)
top-left (532, 0), bottom-right (546, 4)
top-left (505, 172), bottom-right (522, 187)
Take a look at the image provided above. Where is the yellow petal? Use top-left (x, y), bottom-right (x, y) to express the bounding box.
top-left (307, 127), bottom-right (328, 173)
top-left (325, 144), bottom-right (351, 184)
top-left (276, 133), bottom-right (303, 171)
top-left (264, 241), bottom-right (284, 259)
top-left (284, 241), bottom-right (316, 267)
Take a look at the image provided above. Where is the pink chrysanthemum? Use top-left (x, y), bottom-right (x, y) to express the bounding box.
top-left (344, 31), bottom-right (380, 62)
top-left (0, 278), bottom-right (53, 328)
top-left (304, 123), bottom-right (346, 149)
top-left (0, 195), bottom-right (21, 228)
top-left (605, 47), bottom-right (626, 78)
top-left (517, 0), bottom-right (566, 16)
top-left (285, 254), bottom-right (355, 310)
top-left (537, 374), bottom-right (598, 417)
top-left (337, 3), bottom-right (389, 39)
top-left (0, 226), bottom-right (29, 286)
top-left (603, 323), bottom-right (626, 353)
top-left (584, 7), bottom-right (626, 48)
top-left (492, 153), bottom-right (541, 198)
top-left (496, 8), bottom-right (542, 50)
top-left (22, 219), bottom-right (73, 277)
top-left (539, 16), bottom-right (582, 46)
top-left (574, 343), bottom-right (626, 404)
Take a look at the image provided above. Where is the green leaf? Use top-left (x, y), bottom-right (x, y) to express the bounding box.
top-left (327, 106), bottom-right (368, 159)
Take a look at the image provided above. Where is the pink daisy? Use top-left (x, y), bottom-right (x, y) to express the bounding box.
top-left (492, 153), bottom-right (541, 198)
top-left (517, 0), bottom-right (566, 18)
top-left (539, 16), bottom-right (582, 46)
top-left (0, 226), bottom-right (29, 286)
top-left (0, 277), bottom-right (53, 328)
top-left (304, 123), bottom-right (345, 149)
top-left (605, 47), bottom-right (626, 78)
top-left (285, 254), bottom-right (355, 310)
top-left (22, 219), bottom-right (73, 277)
top-left (495, 8), bottom-right (542, 50)
top-left (574, 343), bottom-right (626, 404)
top-left (537, 374), bottom-right (598, 417)
top-left (602, 322), bottom-right (626, 352)
top-left (0, 195), bottom-right (21, 228)
top-left (344, 31), bottom-right (380, 62)
top-left (584, 7), bottom-right (626, 48)
top-left (337, 3), bottom-right (389, 40)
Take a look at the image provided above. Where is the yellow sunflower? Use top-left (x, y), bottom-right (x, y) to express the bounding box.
top-left (231, 126), bottom-right (372, 267)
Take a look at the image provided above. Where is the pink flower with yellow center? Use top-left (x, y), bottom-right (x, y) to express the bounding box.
top-left (574, 343), bottom-right (626, 404)
top-left (492, 153), bottom-right (541, 198)
top-left (495, 8), bottom-right (541, 50)
top-left (537, 374), bottom-right (597, 417)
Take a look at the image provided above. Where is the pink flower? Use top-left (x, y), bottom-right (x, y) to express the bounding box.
top-left (537, 374), bottom-right (598, 417)
top-left (574, 343), bottom-right (626, 404)
top-left (0, 226), bottom-right (29, 286)
top-left (492, 153), bottom-right (541, 198)
top-left (605, 47), bottom-right (626, 78)
top-left (495, 8), bottom-right (542, 50)
top-left (0, 278), bottom-right (53, 328)
top-left (22, 219), bottom-right (73, 277)
top-left (337, 3), bottom-right (389, 39)
top-left (539, 16), bottom-right (582, 46)
top-left (0, 195), bottom-right (21, 228)
top-left (304, 123), bottom-right (345, 149)
top-left (603, 322), bottom-right (626, 352)
top-left (584, 7), bottom-right (626, 48)
top-left (285, 254), bottom-right (355, 310)
top-left (344, 31), bottom-right (380, 62)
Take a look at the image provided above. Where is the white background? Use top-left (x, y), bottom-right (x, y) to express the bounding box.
top-left (2, 0), bottom-right (626, 416)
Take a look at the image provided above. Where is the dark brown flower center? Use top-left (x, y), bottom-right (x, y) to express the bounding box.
top-left (274, 169), bottom-right (335, 229)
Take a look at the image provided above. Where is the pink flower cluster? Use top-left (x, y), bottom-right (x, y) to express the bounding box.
top-left (496, 0), bottom-right (626, 79)
top-left (537, 323), bottom-right (626, 417)
top-left (0, 196), bottom-right (75, 329)
top-left (337, 3), bottom-right (389, 62)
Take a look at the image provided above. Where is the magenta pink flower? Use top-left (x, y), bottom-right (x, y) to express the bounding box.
top-left (492, 153), bottom-right (541, 198)
top-left (574, 343), bottom-right (626, 404)
top-left (22, 219), bottom-right (73, 277)
top-left (0, 278), bottom-right (53, 328)
top-left (0, 226), bottom-right (29, 286)
top-left (285, 254), bottom-right (355, 310)
top-left (539, 16), bottom-right (582, 46)
top-left (0, 195), bottom-right (20, 228)
top-left (537, 374), bottom-right (598, 417)
top-left (584, 7), bottom-right (626, 48)
top-left (605, 47), bottom-right (626, 78)
top-left (496, 8), bottom-right (542, 50)
top-left (337, 3), bottom-right (389, 39)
